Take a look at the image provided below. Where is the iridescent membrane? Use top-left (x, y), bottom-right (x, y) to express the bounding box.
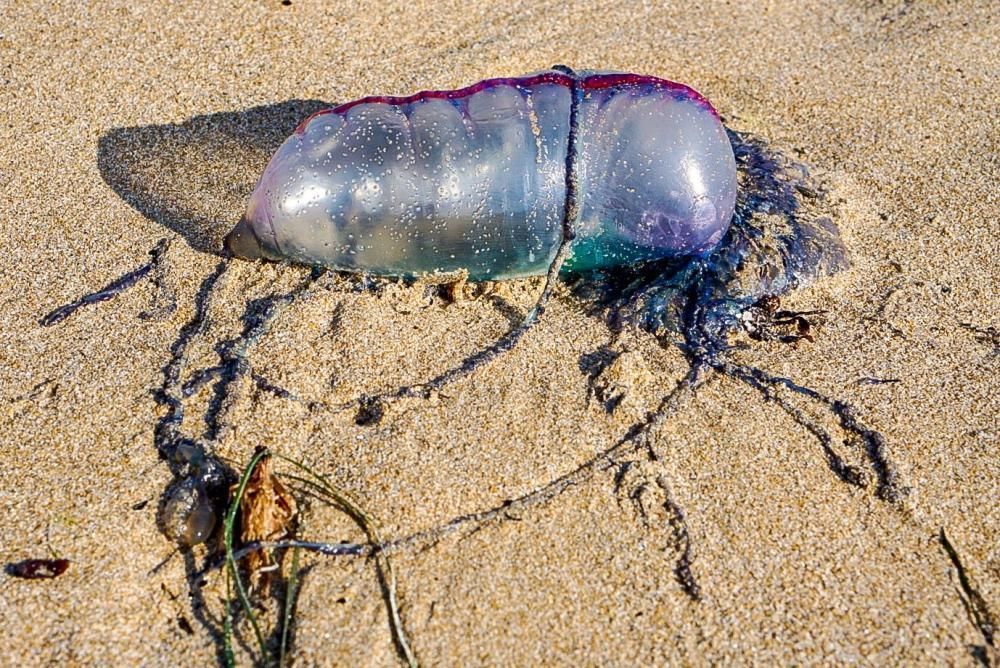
top-left (226, 69), bottom-right (737, 280)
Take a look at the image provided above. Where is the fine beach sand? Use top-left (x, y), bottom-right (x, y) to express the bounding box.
top-left (2, 0), bottom-right (997, 664)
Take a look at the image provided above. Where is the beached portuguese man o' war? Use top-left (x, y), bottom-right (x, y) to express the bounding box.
top-left (139, 66), bottom-right (901, 554)
top-left (226, 67), bottom-right (738, 279)
top-left (33, 64), bottom-right (906, 647)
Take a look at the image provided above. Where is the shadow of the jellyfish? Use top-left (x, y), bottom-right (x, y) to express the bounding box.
top-left (97, 99), bottom-right (330, 254)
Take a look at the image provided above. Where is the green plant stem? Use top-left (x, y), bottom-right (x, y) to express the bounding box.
top-left (225, 448), bottom-right (270, 665)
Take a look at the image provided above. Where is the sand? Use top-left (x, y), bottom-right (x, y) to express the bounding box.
top-left (2, 0), bottom-right (997, 665)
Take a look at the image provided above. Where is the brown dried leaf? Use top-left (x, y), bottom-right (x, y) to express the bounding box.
top-left (234, 450), bottom-right (297, 592)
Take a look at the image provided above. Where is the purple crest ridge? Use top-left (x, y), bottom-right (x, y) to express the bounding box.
top-left (295, 70), bottom-right (719, 135)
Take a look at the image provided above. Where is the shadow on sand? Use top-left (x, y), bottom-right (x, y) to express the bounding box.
top-left (97, 99), bottom-right (329, 254)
